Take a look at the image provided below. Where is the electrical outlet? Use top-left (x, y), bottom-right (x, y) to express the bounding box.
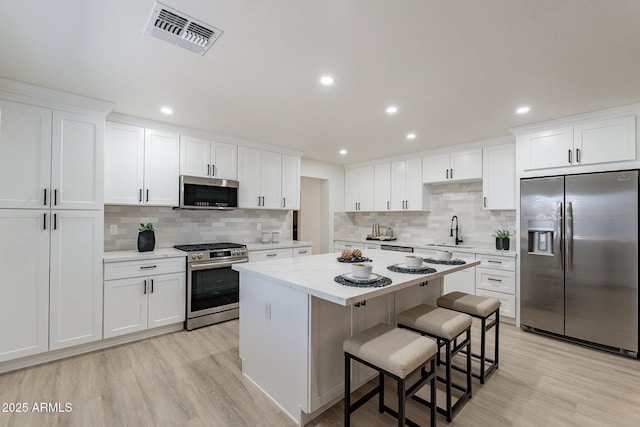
top-left (109, 224), bottom-right (118, 235)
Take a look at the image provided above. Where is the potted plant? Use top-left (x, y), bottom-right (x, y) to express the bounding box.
top-left (137, 223), bottom-right (155, 252)
top-left (495, 229), bottom-right (511, 251)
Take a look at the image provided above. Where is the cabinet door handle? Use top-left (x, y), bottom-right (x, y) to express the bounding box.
top-left (450, 168), bottom-right (454, 179)
top-left (43, 213), bottom-right (47, 230)
top-left (488, 277), bottom-right (503, 282)
top-left (446, 169), bottom-right (449, 179)
top-left (488, 260), bottom-right (503, 264)
top-left (266, 253), bottom-right (277, 257)
top-left (53, 213), bottom-right (57, 230)
top-left (258, 196), bottom-right (261, 206)
top-left (44, 188), bottom-right (47, 206)
top-left (140, 265), bottom-right (157, 269)
top-left (419, 281), bottom-right (428, 287)
top-left (298, 250), bottom-right (308, 254)
top-left (576, 148), bottom-right (580, 164)
top-left (283, 197), bottom-right (286, 208)
top-left (212, 164), bottom-right (215, 176)
top-left (139, 189), bottom-right (143, 203)
top-left (146, 189), bottom-right (149, 202)
top-left (387, 201), bottom-right (390, 210)
top-left (54, 189), bottom-right (58, 206)
top-left (207, 164), bottom-right (211, 176)
top-left (151, 279), bottom-right (154, 293)
top-left (568, 149), bottom-right (572, 164)
top-left (143, 280), bottom-right (147, 295)
top-left (405, 200), bottom-right (409, 209)
top-left (484, 196), bottom-right (487, 208)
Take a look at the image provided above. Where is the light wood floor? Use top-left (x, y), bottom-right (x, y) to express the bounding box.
top-left (1, 320), bottom-right (639, 426)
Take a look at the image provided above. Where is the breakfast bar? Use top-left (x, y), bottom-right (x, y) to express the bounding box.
top-left (233, 249), bottom-right (480, 425)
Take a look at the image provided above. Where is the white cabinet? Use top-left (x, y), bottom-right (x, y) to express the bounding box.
top-left (281, 154), bottom-right (300, 210)
top-left (103, 257), bottom-right (186, 339)
top-left (390, 158), bottom-right (428, 211)
top-left (238, 147), bottom-right (283, 209)
top-left (179, 135), bottom-right (237, 180)
top-left (374, 163), bottom-right (391, 211)
top-left (344, 166), bottom-right (374, 212)
top-left (0, 209), bottom-right (103, 360)
top-left (520, 115), bottom-right (636, 171)
top-left (475, 254), bottom-right (516, 320)
top-left (293, 246), bottom-right (313, 257)
top-left (442, 252), bottom-right (477, 295)
top-left (482, 142), bottom-right (516, 210)
top-left (0, 101), bottom-right (103, 210)
top-left (0, 210), bottom-right (50, 362)
top-left (105, 123), bottom-right (180, 206)
top-left (393, 282), bottom-right (436, 321)
top-left (248, 248), bottom-right (292, 262)
top-left (49, 210), bottom-right (103, 350)
top-left (422, 148), bottom-right (482, 183)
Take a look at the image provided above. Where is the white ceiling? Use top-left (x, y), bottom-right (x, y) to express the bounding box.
top-left (1, 0), bottom-right (639, 165)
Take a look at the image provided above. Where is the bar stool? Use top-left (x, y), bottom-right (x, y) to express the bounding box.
top-left (437, 291), bottom-right (500, 384)
top-left (397, 305), bottom-right (472, 422)
top-left (343, 323), bottom-right (438, 427)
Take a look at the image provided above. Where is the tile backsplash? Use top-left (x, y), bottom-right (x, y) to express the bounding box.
top-left (104, 205), bottom-right (292, 252)
top-left (334, 182), bottom-right (516, 247)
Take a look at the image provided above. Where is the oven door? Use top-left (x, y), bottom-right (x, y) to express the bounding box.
top-left (187, 259), bottom-right (247, 319)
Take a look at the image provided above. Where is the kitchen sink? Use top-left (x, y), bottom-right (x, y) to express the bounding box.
top-left (423, 243), bottom-right (474, 249)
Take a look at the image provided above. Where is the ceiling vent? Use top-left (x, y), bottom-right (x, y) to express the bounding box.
top-left (144, 2), bottom-right (223, 55)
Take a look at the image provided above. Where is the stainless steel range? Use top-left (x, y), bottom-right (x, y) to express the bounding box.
top-left (174, 242), bottom-right (248, 330)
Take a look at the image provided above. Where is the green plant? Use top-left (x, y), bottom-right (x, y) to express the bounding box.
top-left (495, 229), bottom-right (511, 239)
top-left (139, 223), bottom-right (154, 232)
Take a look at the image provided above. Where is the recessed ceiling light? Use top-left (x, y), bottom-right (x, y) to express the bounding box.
top-left (386, 106), bottom-right (398, 114)
top-left (516, 106), bottom-right (530, 114)
top-left (339, 149), bottom-right (348, 155)
top-left (406, 133), bottom-right (416, 140)
top-left (320, 76), bottom-right (334, 86)
top-left (160, 106), bottom-right (173, 115)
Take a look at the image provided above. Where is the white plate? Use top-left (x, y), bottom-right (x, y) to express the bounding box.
top-left (342, 272), bottom-right (382, 283)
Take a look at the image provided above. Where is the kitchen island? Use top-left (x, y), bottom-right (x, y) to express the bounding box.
top-left (233, 249), bottom-right (480, 425)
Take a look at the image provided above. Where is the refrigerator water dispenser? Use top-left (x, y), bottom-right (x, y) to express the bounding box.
top-left (527, 220), bottom-right (554, 255)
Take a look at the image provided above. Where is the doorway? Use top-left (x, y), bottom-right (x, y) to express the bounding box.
top-left (299, 176), bottom-right (330, 254)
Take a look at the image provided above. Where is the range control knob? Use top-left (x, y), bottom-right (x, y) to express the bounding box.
top-left (191, 254), bottom-right (198, 260)
top-left (197, 253), bottom-right (203, 259)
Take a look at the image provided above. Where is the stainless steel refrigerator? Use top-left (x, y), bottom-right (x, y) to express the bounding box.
top-left (520, 170), bottom-right (638, 357)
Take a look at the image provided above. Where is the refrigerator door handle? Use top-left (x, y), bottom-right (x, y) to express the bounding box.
top-left (566, 201), bottom-right (573, 272)
top-left (556, 202), bottom-right (563, 271)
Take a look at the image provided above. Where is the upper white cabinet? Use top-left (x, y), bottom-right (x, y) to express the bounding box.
top-left (105, 123), bottom-right (180, 206)
top-left (179, 135), bottom-right (237, 180)
top-left (520, 115), bottom-right (637, 171)
top-left (344, 166), bottom-right (374, 212)
top-left (238, 147), bottom-right (283, 209)
top-left (281, 154), bottom-right (300, 210)
top-left (422, 148), bottom-right (482, 183)
top-left (482, 143), bottom-right (516, 210)
top-left (374, 163), bottom-right (391, 211)
top-left (390, 158), bottom-right (428, 211)
top-left (0, 101), bottom-right (103, 210)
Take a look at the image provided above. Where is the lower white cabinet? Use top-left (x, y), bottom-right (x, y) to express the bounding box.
top-left (103, 257), bottom-right (185, 339)
top-left (249, 248), bottom-right (292, 262)
top-left (475, 254), bottom-right (516, 320)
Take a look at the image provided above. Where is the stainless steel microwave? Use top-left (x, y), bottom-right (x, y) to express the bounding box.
top-left (178, 175), bottom-right (239, 210)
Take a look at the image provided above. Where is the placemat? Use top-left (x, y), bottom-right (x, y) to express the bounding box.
top-left (387, 264), bottom-right (437, 274)
top-left (334, 275), bottom-right (392, 288)
top-left (422, 258), bottom-right (466, 266)
top-left (336, 257), bottom-right (372, 263)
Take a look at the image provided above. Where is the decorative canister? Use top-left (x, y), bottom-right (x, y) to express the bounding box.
top-left (261, 231), bottom-right (270, 243)
top-left (271, 231), bottom-right (280, 243)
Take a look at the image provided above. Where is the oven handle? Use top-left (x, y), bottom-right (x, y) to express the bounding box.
top-left (190, 259), bottom-right (248, 271)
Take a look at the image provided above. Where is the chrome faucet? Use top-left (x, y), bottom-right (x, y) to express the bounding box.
top-left (450, 215), bottom-right (463, 245)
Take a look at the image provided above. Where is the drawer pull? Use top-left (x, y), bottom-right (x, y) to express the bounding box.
top-left (266, 253), bottom-right (277, 257)
top-left (488, 260), bottom-right (503, 264)
top-left (488, 278), bottom-right (503, 282)
top-left (298, 250), bottom-right (308, 254)
top-left (140, 265), bottom-right (157, 269)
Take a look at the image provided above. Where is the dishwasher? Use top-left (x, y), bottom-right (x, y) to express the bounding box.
top-left (380, 245), bottom-right (414, 253)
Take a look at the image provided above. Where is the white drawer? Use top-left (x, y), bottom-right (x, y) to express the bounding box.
top-left (476, 268), bottom-right (516, 294)
top-left (476, 254), bottom-right (515, 271)
top-left (293, 246), bottom-right (313, 257)
top-left (334, 240), bottom-right (357, 251)
top-left (475, 288), bottom-right (516, 319)
top-left (249, 248), bottom-right (293, 262)
top-left (363, 243), bottom-right (381, 250)
top-left (104, 257), bottom-right (185, 281)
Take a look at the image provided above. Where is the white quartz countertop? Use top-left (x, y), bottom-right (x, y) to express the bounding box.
top-left (335, 237), bottom-right (517, 258)
top-left (233, 249), bottom-right (480, 306)
top-left (245, 241), bottom-right (313, 251)
top-left (103, 248), bottom-right (187, 263)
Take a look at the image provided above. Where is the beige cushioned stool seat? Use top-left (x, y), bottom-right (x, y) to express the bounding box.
top-left (397, 304), bottom-right (472, 340)
top-left (343, 323), bottom-right (437, 379)
top-left (437, 291), bottom-right (500, 318)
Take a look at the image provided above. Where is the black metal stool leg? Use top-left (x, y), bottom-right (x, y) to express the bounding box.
top-left (397, 378), bottom-right (405, 427)
top-left (480, 317), bottom-right (487, 384)
top-left (344, 354), bottom-right (351, 427)
top-left (379, 372), bottom-right (384, 413)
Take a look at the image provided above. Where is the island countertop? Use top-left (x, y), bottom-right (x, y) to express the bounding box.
top-left (233, 249), bottom-right (480, 306)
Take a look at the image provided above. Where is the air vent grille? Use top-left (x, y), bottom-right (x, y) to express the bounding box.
top-left (144, 2), bottom-right (223, 55)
